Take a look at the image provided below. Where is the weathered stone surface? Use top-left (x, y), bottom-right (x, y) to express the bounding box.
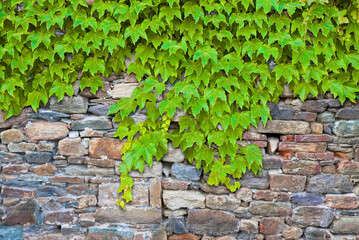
top-left (50, 176), bottom-right (83, 184)
top-left (254, 190), bottom-right (290, 202)
top-left (2, 165), bottom-right (28, 174)
top-left (318, 112), bottom-right (335, 123)
top-left (1, 187), bottom-right (35, 198)
top-left (262, 155), bottom-right (282, 169)
top-left (294, 134), bottom-right (332, 142)
top-left (36, 142), bottom-right (54, 152)
top-left (186, 209), bottom-right (239, 236)
top-left (129, 161), bottom-right (162, 178)
top-left (282, 226), bottom-right (303, 240)
top-left (301, 100), bottom-right (328, 113)
top-left (239, 219), bottom-right (258, 234)
top-left (0, 108), bottom-right (31, 129)
top-left (200, 184), bottom-right (231, 194)
top-left (8, 142), bottom-right (36, 152)
top-left (44, 211), bottom-right (75, 224)
top-left (85, 158), bottom-right (115, 168)
top-left (311, 122), bottom-right (323, 134)
top-left (71, 116), bottom-right (112, 130)
top-left (95, 207), bottom-right (162, 224)
top-left (66, 184), bottom-right (89, 195)
top-left (325, 194), bottom-right (358, 209)
top-left (166, 217), bottom-right (189, 234)
top-left (254, 120), bottom-right (311, 134)
top-left (25, 152), bottom-right (52, 163)
top-left (292, 207), bottom-right (333, 227)
top-left (36, 185), bottom-right (67, 197)
top-left (331, 216), bottom-right (359, 234)
top-left (171, 163), bottom-right (202, 181)
top-left (307, 174), bottom-right (354, 194)
top-left (0, 225), bottom-right (24, 240)
top-left (249, 201), bottom-right (292, 216)
top-left (206, 194), bottom-right (241, 211)
top-left (0, 151), bottom-right (24, 163)
top-left (78, 195), bottom-right (97, 208)
top-left (304, 227), bottom-right (325, 240)
top-left (242, 132), bottom-right (267, 141)
top-left (30, 163), bottom-right (56, 176)
top-left (162, 143), bottom-right (185, 163)
top-left (234, 188), bottom-right (252, 202)
top-left (162, 178), bottom-right (189, 190)
top-left (282, 160), bottom-right (321, 175)
top-left (28, 109), bottom-right (70, 122)
top-left (239, 170), bottom-right (269, 190)
top-left (26, 122), bottom-right (69, 141)
top-left (293, 112), bottom-right (317, 122)
top-left (259, 217), bottom-right (284, 235)
top-left (88, 105), bottom-right (111, 116)
top-left (58, 138), bottom-right (88, 156)
top-left (270, 174), bottom-right (306, 192)
top-left (279, 109), bottom-right (294, 120)
top-left (0, 129), bottom-right (25, 144)
top-left (169, 233), bottom-right (199, 240)
top-left (50, 96), bottom-right (88, 113)
top-left (333, 120), bottom-right (359, 137)
top-left (291, 193), bottom-right (324, 206)
top-left (4, 199), bottom-right (38, 226)
top-left (337, 161), bottom-right (359, 174)
top-left (295, 152), bottom-right (334, 160)
top-left (150, 177), bottom-right (162, 208)
top-left (163, 190), bottom-right (205, 210)
top-left (89, 138), bottom-right (124, 159)
top-left (336, 108), bottom-right (359, 119)
top-left (110, 83), bottom-right (139, 98)
top-left (278, 142), bottom-right (327, 153)
top-left (267, 137), bottom-right (279, 155)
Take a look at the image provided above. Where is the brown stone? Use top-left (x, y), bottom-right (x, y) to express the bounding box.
top-left (66, 184), bottom-right (89, 195)
top-left (200, 183), bottom-right (230, 194)
top-left (279, 151), bottom-right (293, 159)
top-left (110, 83), bottom-right (139, 99)
top-left (294, 134), bottom-right (332, 142)
top-left (281, 135), bottom-right (294, 142)
top-left (249, 201), bottom-right (292, 216)
top-left (311, 123), bottom-right (323, 134)
top-left (30, 163), bottom-right (56, 176)
top-left (0, 108), bottom-right (32, 129)
top-left (240, 219), bottom-right (258, 234)
top-left (254, 120), bottom-right (311, 135)
top-left (332, 216), bottom-right (359, 234)
top-left (26, 122), bottom-right (69, 141)
top-left (301, 100), bottom-right (328, 113)
top-left (150, 177), bottom-right (162, 208)
top-left (254, 190), bottom-right (290, 202)
top-left (8, 142), bottom-right (36, 152)
top-left (2, 165), bottom-right (28, 174)
top-left (282, 160), bottom-right (321, 175)
top-left (169, 234), bottom-right (200, 240)
top-left (270, 175), bottom-right (306, 192)
top-left (2, 187), bottom-right (35, 198)
top-left (234, 188), bottom-right (252, 202)
top-left (282, 226), bottom-right (303, 240)
top-left (278, 142), bottom-right (327, 153)
top-left (293, 112), bottom-right (317, 122)
top-left (186, 209), bottom-right (239, 236)
top-left (292, 207), bottom-right (333, 227)
top-left (335, 151), bottom-right (353, 160)
top-left (58, 138), bottom-right (88, 156)
top-left (3, 199), bottom-right (38, 226)
top-left (124, 72), bottom-right (139, 83)
top-left (295, 152), bottom-right (334, 160)
top-left (94, 207), bottom-right (162, 224)
top-left (85, 159), bottom-right (115, 168)
top-left (44, 211), bottom-right (75, 224)
top-left (78, 195), bottom-right (97, 208)
top-left (0, 129), bottom-right (25, 144)
top-left (325, 194), bottom-right (358, 209)
top-left (50, 176), bottom-right (83, 184)
top-left (89, 138), bottom-right (124, 159)
top-left (259, 217), bottom-right (284, 235)
top-left (162, 178), bottom-right (189, 190)
top-left (242, 132), bottom-right (267, 141)
top-left (2, 198), bottom-right (21, 207)
top-left (262, 155), bottom-right (283, 169)
top-left (337, 161), bottom-right (359, 174)
top-left (206, 194), bottom-right (241, 211)
top-left (80, 128), bottom-right (103, 137)
top-left (250, 141), bottom-right (267, 148)
top-left (36, 142), bottom-right (54, 152)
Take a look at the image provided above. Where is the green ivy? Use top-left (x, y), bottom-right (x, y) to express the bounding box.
top-left (1, 0), bottom-right (359, 209)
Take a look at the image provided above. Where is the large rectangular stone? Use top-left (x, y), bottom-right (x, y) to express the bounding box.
top-left (295, 134), bottom-right (332, 142)
top-left (292, 207), bottom-right (333, 227)
top-left (282, 160), bottom-right (320, 175)
top-left (254, 120), bottom-right (311, 135)
top-left (332, 216), bottom-right (359, 234)
top-left (163, 190), bottom-right (205, 210)
top-left (249, 201), bottom-right (292, 216)
top-left (278, 142), bottom-right (327, 153)
top-left (270, 174), bottom-right (306, 192)
top-left (94, 207), bottom-right (162, 224)
top-left (333, 120), bottom-right (359, 137)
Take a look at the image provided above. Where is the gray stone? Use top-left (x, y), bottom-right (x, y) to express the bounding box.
top-left (0, 151), bottom-right (24, 163)
top-left (27, 109), bottom-right (70, 122)
top-left (305, 227), bottom-right (326, 240)
top-left (333, 120), bottom-right (359, 137)
top-left (279, 109), bottom-right (294, 120)
top-left (290, 193), bottom-right (325, 206)
top-left (331, 216), bottom-right (359, 234)
top-left (187, 209), bottom-right (239, 236)
top-left (64, 165), bottom-right (115, 177)
top-left (3, 199), bottom-right (39, 226)
top-left (268, 102), bottom-right (279, 120)
top-left (88, 105), bottom-right (111, 116)
top-left (301, 100), bottom-right (328, 112)
top-left (163, 190), bottom-right (205, 210)
top-left (94, 207), bottom-right (162, 224)
top-left (166, 217), bottom-right (189, 234)
top-left (254, 120), bottom-right (311, 135)
top-left (171, 163), bottom-right (202, 181)
top-left (239, 170), bottom-right (269, 190)
top-left (162, 143), bottom-right (185, 163)
top-left (323, 124), bottom-right (332, 134)
top-left (336, 108), bottom-right (359, 119)
top-left (25, 152), bottom-right (53, 164)
top-left (0, 225), bottom-right (24, 240)
top-left (129, 161), bottom-right (162, 178)
top-left (8, 143), bottom-right (36, 152)
top-left (249, 201), bottom-right (292, 216)
top-left (292, 207), bottom-right (333, 227)
top-left (36, 185), bottom-right (67, 197)
top-left (328, 99), bottom-right (342, 107)
top-left (71, 116), bottom-right (112, 130)
top-left (50, 96), bottom-right (88, 114)
top-left (307, 174), bottom-right (354, 194)
top-left (87, 227), bottom-right (134, 240)
top-left (317, 112), bottom-right (335, 123)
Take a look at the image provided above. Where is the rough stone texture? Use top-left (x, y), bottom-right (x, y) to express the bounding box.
top-left (26, 122), bottom-right (69, 141)
top-left (333, 120), bottom-right (359, 137)
top-left (30, 163), bottom-right (56, 176)
top-left (58, 138), bottom-right (88, 156)
top-left (25, 151), bottom-right (52, 163)
top-left (8, 142), bottom-right (36, 152)
top-left (163, 190), bottom-right (205, 210)
top-left (0, 108), bottom-right (32, 129)
top-left (260, 217), bottom-right (284, 235)
top-left (171, 163), bottom-right (202, 181)
top-left (292, 207), bottom-right (334, 227)
top-left (282, 160), bottom-right (320, 175)
top-left (89, 138), bottom-right (124, 159)
top-left (331, 216), bottom-right (359, 234)
top-left (278, 142), bottom-right (327, 153)
top-left (206, 194), bottom-right (241, 211)
top-left (307, 174), bottom-right (354, 194)
top-left (249, 201), bottom-right (292, 216)
top-left (186, 209), bottom-right (239, 236)
top-left (291, 193), bottom-right (324, 206)
top-left (270, 174), bottom-right (306, 192)
top-left (325, 194), bottom-right (358, 209)
top-left (254, 120), bottom-right (311, 134)
top-left (162, 143), bottom-right (185, 163)
top-left (110, 83), bottom-right (139, 98)
top-left (49, 96), bottom-right (88, 113)
top-left (0, 225), bottom-right (24, 240)
top-left (282, 226), bottom-right (303, 240)
top-left (94, 207), bottom-right (162, 224)
top-left (71, 116), bottom-right (112, 130)
top-left (3, 199), bottom-right (38, 226)
top-left (0, 129), bottom-right (25, 144)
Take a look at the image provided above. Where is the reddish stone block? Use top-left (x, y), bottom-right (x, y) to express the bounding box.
top-left (30, 163), bottom-right (56, 176)
top-left (242, 132), bottom-right (267, 141)
top-left (280, 135), bottom-right (294, 142)
top-left (270, 174), bottom-right (306, 192)
top-left (2, 165), bottom-right (28, 174)
top-left (279, 142), bottom-right (327, 153)
top-left (296, 152), bottom-right (334, 160)
top-left (295, 134), bottom-right (332, 142)
top-left (326, 194), bottom-right (359, 209)
top-left (260, 217), bottom-right (284, 235)
top-left (334, 152), bottom-right (353, 161)
top-left (293, 112), bottom-right (317, 122)
top-left (250, 141), bottom-right (267, 148)
top-left (50, 176), bottom-right (83, 184)
top-left (26, 122), bottom-right (69, 141)
top-left (169, 234), bottom-right (200, 240)
top-left (44, 211), bottom-right (75, 224)
top-left (337, 161), bottom-right (359, 175)
top-left (2, 187), bottom-right (35, 198)
top-left (254, 190), bottom-right (290, 202)
top-left (280, 151), bottom-right (293, 160)
top-left (282, 160), bottom-right (321, 175)
top-left (89, 138), bottom-right (124, 159)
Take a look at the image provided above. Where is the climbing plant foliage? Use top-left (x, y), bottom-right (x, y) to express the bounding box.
top-left (1, 0), bottom-right (359, 209)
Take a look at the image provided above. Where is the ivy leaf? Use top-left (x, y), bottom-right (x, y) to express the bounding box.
top-left (79, 75), bottom-right (104, 95)
top-left (136, 43), bottom-right (155, 64)
top-left (104, 34), bottom-right (125, 54)
top-left (183, 2), bottom-right (204, 23)
top-left (27, 91), bottom-right (48, 112)
top-left (195, 145), bottom-right (214, 166)
top-left (181, 131), bottom-right (204, 149)
top-left (257, 45), bottom-right (279, 59)
top-left (183, 97), bottom-right (209, 116)
top-left (26, 29), bottom-right (52, 50)
top-left (132, 137), bottom-right (156, 167)
top-left (294, 81), bottom-right (319, 101)
top-left (49, 81), bottom-right (74, 101)
top-left (128, 62), bottom-right (151, 78)
top-left (174, 81), bottom-right (199, 99)
top-left (140, 77), bottom-right (166, 96)
top-left (83, 57), bottom-right (105, 75)
top-left (256, 0), bottom-right (279, 14)
top-left (251, 104), bottom-right (271, 127)
top-left (108, 98), bottom-right (138, 118)
top-left (73, 10), bottom-right (97, 30)
top-left (204, 88), bottom-right (226, 105)
top-left (273, 64), bottom-right (299, 83)
top-left (159, 97), bottom-right (183, 117)
top-left (240, 144), bottom-right (262, 167)
top-left (83, 31), bottom-right (105, 50)
top-left (292, 47), bottom-right (318, 70)
top-left (207, 160), bottom-right (230, 186)
top-left (124, 24), bottom-right (148, 44)
top-left (193, 45), bottom-right (218, 66)
top-left (1, 74), bottom-right (24, 96)
top-left (11, 55), bottom-right (33, 74)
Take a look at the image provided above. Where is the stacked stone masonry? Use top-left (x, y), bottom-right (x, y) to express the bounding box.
top-left (1, 77), bottom-right (359, 240)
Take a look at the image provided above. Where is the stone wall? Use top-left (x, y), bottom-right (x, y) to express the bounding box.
top-left (1, 77), bottom-right (359, 240)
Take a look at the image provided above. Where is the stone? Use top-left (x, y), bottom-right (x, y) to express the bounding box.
top-left (169, 234), bottom-right (199, 240)
top-left (128, 161), bottom-right (162, 178)
top-left (278, 142), bottom-right (327, 152)
top-left (295, 152), bottom-right (334, 160)
top-left (254, 120), bottom-right (311, 135)
top-left (25, 152), bottom-right (52, 163)
top-left (0, 108), bottom-right (32, 129)
top-left (162, 143), bottom-right (185, 163)
top-left (239, 170), bottom-right (269, 190)
top-left (186, 209), bottom-right (239, 236)
top-left (26, 122), bottom-right (69, 141)
top-left (171, 163), bottom-right (202, 181)
top-left (110, 83), bottom-right (139, 98)
top-left (291, 193), bottom-right (324, 206)
top-left (242, 132), bottom-right (267, 141)
top-left (337, 161), bottom-right (359, 174)
top-left (80, 128), bottom-right (103, 137)
top-left (80, 81), bottom-right (110, 99)
top-left (164, 209), bottom-right (187, 217)
top-left (0, 129), bottom-right (25, 144)
top-left (65, 165), bottom-right (115, 177)
top-left (89, 138), bottom-right (124, 159)
top-left (28, 109), bottom-right (70, 122)
top-left (163, 190), bottom-right (205, 210)
top-left (36, 185), bottom-right (67, 197)
top-left (201, 184), bottom-right (230, 194)
top-left (333, 120), bottom-right (359, 137)
top-left (0, 225), bottom-right (24, 240)
top-left (4, 199), bottom-right (38, 226)
top-left (270, 174), bottom-right (306, 192)
top-left (282, 161), bottom-right (320, 175)
top-left (162, 178), bottom-right (189, 190)
top-left (166, 217), bottom-right (189, 234)
top-left (66, 184), bottom-right (89, 195)
top-left (336, 108), bottom-right (359, 119)
top-left (1, 187), bottom-right (35, 198)
top-left (267, 137), bottom-right (279, 155)
top-left (124, 72), bottom-right (138, 83)
top-left (311, 123), bottom-right (323, 134)
top-left (58, 138), bottom-right (88, 156)
top-left (36, 142), bottom-right (54, 152)
top-left (44, 211), bottom-right (75, 224)
top-left (2, 165), bottom-right (28, 174)
top-left (307, 174), bottom-right (354, 194)
top-left (249, 201), bottom-right (292, 216)
top-left (30, 163), bottom-right (56, 176)
top-left (206, 194), bottom-right (241, 211)
top-left (150, 177), bottom-right (162, 208)
top-left (51, 176), bottom-right (83, 184)
top-left (253, 190), bottom-right (290, 202)
top-left (259, 217), bottom-right (284, 235)
top-left (234, 188), bottom-right (252, 202)
top-left (262, 155), bottom-right (282, 169)
top-left (71, 116), bottom-right (112, 130)
top-left (329, 99), bottom-right (342, 107)
top-left (305, 227), bottom-right (325, 240)
top-left (88, 105), bottom-right (111, 116)
top-left (331, 216), bottom-right (359, 234)
top-left (78, 195), bottom-right (97, 208)
top-left (0, 151), bottom-right (24, 163)
top-left (85, 158), bottom-right (115, 168)
top-left (292, 207), bottom-right (333, 227)
top-left (239, 219), bottom-right (258, 234)
top-left (294, 134), bottom-right (332, 142)
top-left (325, 194), bottom-right (358, 209)
top-left (94, 206), bottom-right (162, 224)
top-left (8, 142), bottom-right (36, 152)
top-left (49, 96), bottom-right (88, 113)
top-left (279, 109), bottom-right (294, 120)
top-left (293, 112), bottom-right (317, 122)
top-left (282, 226), bottom-right (303, 240)
top-left (317, 112), bottom-right (335, 123)
top-left (301, 100), bottom-right (328, 112)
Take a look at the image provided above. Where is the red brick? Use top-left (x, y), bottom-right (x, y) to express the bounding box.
top-left (295, 134), bottom-right (332, 142)
top-left (337, 161), bottom-right (359, 175)
top-left (280, 135), bottom-right (294, 142)
top-left (2, 165), bottom-right (28, 174)
top-left (282, 161), bottom-right (321, 175)
top-left (260, 217), bottom-right (284, 235)
top-left (296, 152), bottom-right (334, 160)
top-left (279, 142), bottom-right (327, 153)
top-left (242, 132), bottom-right (267, 141)
top-left (326, 194), bottom-right (358, 209)
top-left (270, 174), bottom-right (306, 192)
top-left (254, 190), bottom-right (290, 202)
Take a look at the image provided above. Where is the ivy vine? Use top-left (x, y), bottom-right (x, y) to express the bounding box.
top-left (1, 0), bottom-right (359, 209)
